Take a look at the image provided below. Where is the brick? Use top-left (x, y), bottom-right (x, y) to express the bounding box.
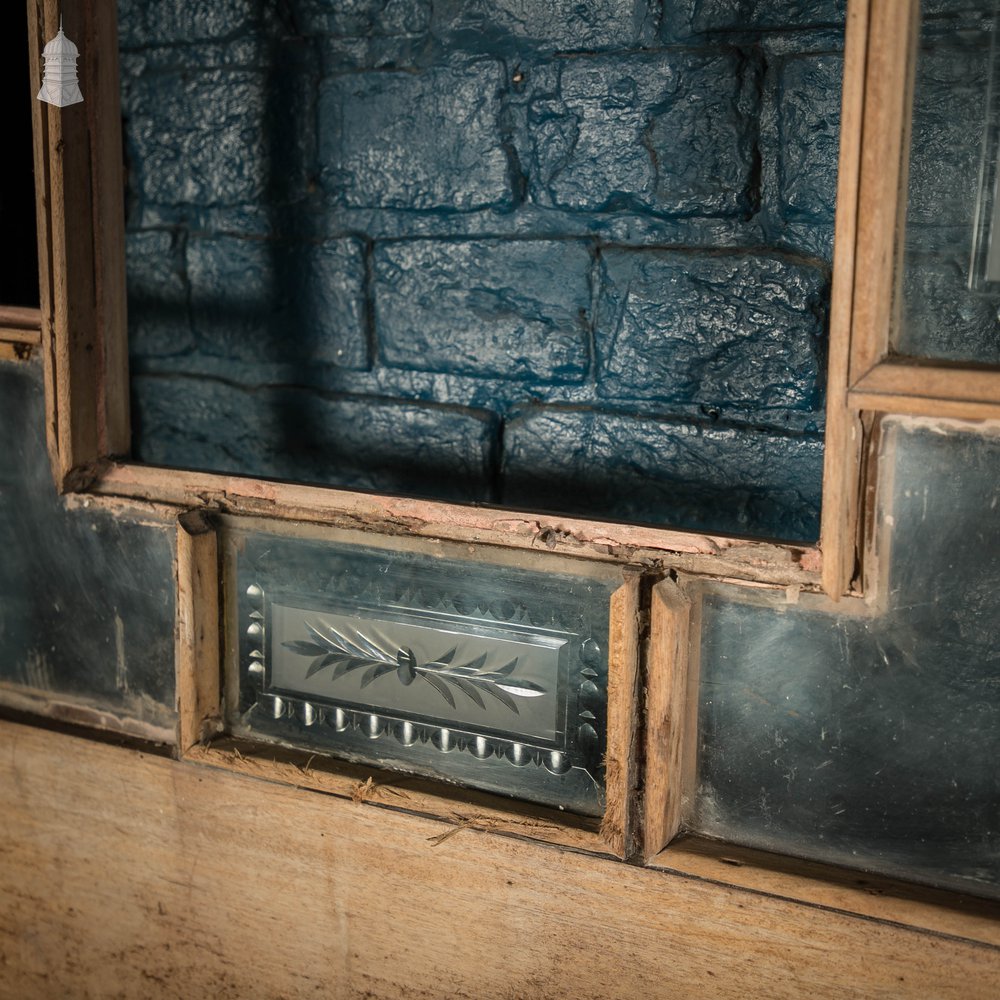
top-left (907, 44), bottom-right (988, 230)
top-left (318, 58), bottom-right (513, 210)
top-left (123, 69), bottom-right (267, 209)
top-left (292, 0), bottom-right (432, 37)
top-left (131, 376), bottom-right (498, 502)
top-left (118, 0), bottom-right (258, 48)
top-left (899, 253), bottom-right (1000, 364)
top-left (528, 52), bottom-right (757, 218)
top-left (595, 250), bottom-right (826, 411)
top-left (776, 54), bottom-right (843, 228)
top-left (665, 0), bottom-right (846, 39)
top-left (374, 240), bottom-right (591, 382)
top-left (125, 230), bottom-right (195, 358)
top-left (435, 0), bottom-right (659, 52)
top-left (502, 409), bottom-right (823, 541)
top-left (186, 235), bottom-right (369, 369)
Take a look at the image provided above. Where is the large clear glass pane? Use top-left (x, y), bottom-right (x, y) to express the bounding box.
top-left (897, 1), bottom-right (1000, 362)
top-left (692, 418), bottom-right (1000, 898)
top-left (0, 359), bottom-right (176, 738)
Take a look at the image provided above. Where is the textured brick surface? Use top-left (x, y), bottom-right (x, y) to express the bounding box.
top-left (667, 0), bottom-right (846, 38)
top-left (123, 69), bottom-right (267, 210)
top-left (528, 52), bottom-right (757, 217)
top-left (119, 0), bottom-right (849, 540)
top-left (126, 230), bottom-right (194, 358)
top-left (436, 0), bottom-right (659, 52)
top-left (118, 0), bottom-right (258, 48)
top-left (595, 249), bottom-right (826, 411)
top-left (502, 408), bottom-right (823, 541)
top-left (319, 58), bottom-right (513, 210)
top-left (293, 0), bottom-right (432, 37)
top-left (375, 240), bottom-right (591, 382)
top-left (186, 235), bottom-right (369, 369)
top-left (132, 375), bottom-right (498, 502)
top-left (776, 54), bottom-right (843, 227)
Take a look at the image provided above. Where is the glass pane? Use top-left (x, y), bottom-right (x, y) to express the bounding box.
top-left (116, 1), bottom-right (841, 543)
top-left (225, 523), bottom-right (621, 816)
top-left (897, 1), bottom-right (1000, 362)
top-left (0, 359), bottom-right (176, 737)
top-left (692, 418), bottom-right (1000, 898)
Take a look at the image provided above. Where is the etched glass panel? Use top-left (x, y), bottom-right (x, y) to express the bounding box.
top-left (691, 418), bottom-right (1000, 898)
top-left (227, 525), bottom-right (619, 816)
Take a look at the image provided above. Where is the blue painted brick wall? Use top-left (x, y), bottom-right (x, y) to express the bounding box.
top-left (119, 0), bottom-right (847, 542)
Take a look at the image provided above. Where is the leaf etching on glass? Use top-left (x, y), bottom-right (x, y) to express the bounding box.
top-left (280, 618), bottom-right (545, 713)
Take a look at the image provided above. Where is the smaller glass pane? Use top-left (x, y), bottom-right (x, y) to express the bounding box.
top-left (225, 523), bottom-right (620, 816)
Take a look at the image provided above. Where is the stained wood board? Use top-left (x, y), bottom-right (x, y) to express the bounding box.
top-left (0, 719), bottom-right (998, 999)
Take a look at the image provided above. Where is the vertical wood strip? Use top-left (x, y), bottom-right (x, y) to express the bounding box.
top-left (600, 573), bottom-right (641, 858)
top-left (27, 0), bottom-right (129, 488)
top-left (642, 578), bottom-right (694, 860)
top-left (27, 0), bottom-right (59, 476)
top-left (849, 0), bottom-right (917, 384)
top-left (176, 511), bottom-right (221, 754)
top-left (821, 0), bottom-right (874, 598)
top-left (84, 0), bottom-right (130, 459)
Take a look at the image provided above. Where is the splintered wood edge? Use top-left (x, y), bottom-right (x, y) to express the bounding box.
top-left (642, 579), bottom-right (694, 860)
top-left (185, 739), bottom-right (606, 855)
top-left (821, 0), bottom-right (872, 600)
top-left (599, 574), bottom-right (642, 858)
top-left (175, 511), bottom-right (222, 753)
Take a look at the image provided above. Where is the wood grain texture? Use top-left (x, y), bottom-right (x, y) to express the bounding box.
top-left (92, 462), bottom-right (824, 588)
top-left (642, 578), bottom-right (694, 860)
top-left (600, 574), bottom-right (641, 857)
top-left (1, 718), bottom-right (998, 999)
top-left (0, 306), bottom-right (42, 344)
top-left (188, 737), bottom-right (605, 855)
top-left (848, 0), bottom-right (916, 386)
top-left (652, 837), bottom-right (1000, 951)
top-left (176, 511), bottom-right (221, 753)
top-left (820, 0), bottom-right (871, 599)
top-left (851, 361), bottom-right (1000, 418)
top-left (27, 0), bottom-right (129, 487)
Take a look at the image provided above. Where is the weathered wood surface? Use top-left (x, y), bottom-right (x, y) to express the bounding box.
top-left (0, 719), bottom-right (997, 999)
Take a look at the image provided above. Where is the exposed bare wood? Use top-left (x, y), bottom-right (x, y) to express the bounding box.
top-left (600, 574), bottom-right (641, 858)
top-left (91, 461), bottom-right (824, 588)
top-left (85, 0), bottom-right (130, 458)
top-left (642, 578), bottom-right (694, 860)
top-left (176, 511), bottom-right (222, 753)
top-left (653, 837), bottom-right (1000, 951)
top-left (1, 719), bottom-right (998, 998)
top-left (27, 0), bottom-right (129, 487)
top-left (849, 0), bottom-right (918, 386)
top-left (850, 360), bottom-right (1000, 419)
top-left (820, 0), bottom-right (873, 600)
top-left (27, 0), bottom-right (58, 476)
top-left (0, 306), bottom-right (42, 344)
top-left (188, 737), bottom-right (605, 855)
top-left (0, 343), bottom-right (34, 363)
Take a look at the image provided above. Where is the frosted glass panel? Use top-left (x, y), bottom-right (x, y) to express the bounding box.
top-left (0, 359), bottom-right (176, 738)
top-left (694, 419), bottom-right (1000, 897)
top-left (226, 524), bottom-right (620, 816)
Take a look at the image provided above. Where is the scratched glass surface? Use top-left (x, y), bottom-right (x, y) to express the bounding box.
top-left (0, 358), bottom-right (176, 739)
top-left (228, 525), bottom-right (617, 816)
top-left (693, 418), bottom-right (1000, 898)
top-left (896, 1), bottom-right (1000, 363)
